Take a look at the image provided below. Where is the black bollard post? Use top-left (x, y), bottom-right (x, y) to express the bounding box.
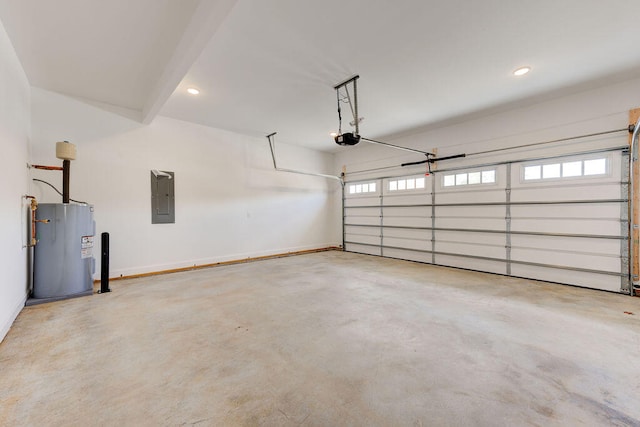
top-left (99, 232), bottom-right (111, 293)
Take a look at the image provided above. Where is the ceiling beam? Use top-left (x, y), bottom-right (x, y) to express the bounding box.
top-left (141, 0), bottom-right (238, 124)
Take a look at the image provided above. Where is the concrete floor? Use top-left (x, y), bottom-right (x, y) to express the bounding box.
top-left (1, 251), bottom-right (640, 426)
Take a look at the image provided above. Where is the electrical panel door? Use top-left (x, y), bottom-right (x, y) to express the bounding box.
top-left (151, 170), bottom-right (175, 224)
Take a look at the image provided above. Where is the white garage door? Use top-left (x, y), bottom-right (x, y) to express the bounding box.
top-left (344, 148), bottom-right (630, 293)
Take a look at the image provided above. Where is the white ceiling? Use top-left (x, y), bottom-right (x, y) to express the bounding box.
top-left (2, 0), bottom-right (640, 152)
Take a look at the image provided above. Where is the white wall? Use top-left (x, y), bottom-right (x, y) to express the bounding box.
top-left (336, 77), bottom-right (640, 180)
top-left (0, 20), bottom-right (30, 342)
top-left (30, 88), bottom-right (341, 278)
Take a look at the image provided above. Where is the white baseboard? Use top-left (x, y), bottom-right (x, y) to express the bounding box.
top-left (105, 243), bottom-right (340, 279)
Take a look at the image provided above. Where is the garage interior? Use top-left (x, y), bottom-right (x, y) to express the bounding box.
top-left (1, 1), bottom-right (640, 425)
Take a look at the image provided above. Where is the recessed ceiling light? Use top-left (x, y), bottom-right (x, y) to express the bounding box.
top-left (513, 66), bottom-right (531, 76)
top-left (187, 87), bottom-right (200, 95)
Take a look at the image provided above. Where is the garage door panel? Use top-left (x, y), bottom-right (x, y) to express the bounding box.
top-left (383, 193), bottom-right (429, 206)
top-left (345, 244), bottom-right (381, 256)
top-left (435, 255), bottom-right (506, 275)
top-left (345, 206), bottom-right (380, 217)
top-left (437, 189), bottom-right (505, 204)
top-left (383, 206), bottom-right (431, 228)
top-left (511, 248), bottom-right (621, 272)
top-left (345, 233), bottom-right (380, 246)
top-left (436, 230), bottom-right (506, 246)
top-left (383, 206), bottom-right (431, 217)
top-left (510, 264), bottom-right (621, 292)
top-left (345, 215), bottom-right (380, 226)
top-left (436, 205), bottom-right (504, 217)
top-left (345, 217), bottom-right (379, 227)
top-left (383, 248), bottom-right (431, 264)
top-left (345, 196), bottom-right (379, 207)
top-left (383, 217), bottom-right (431, 227)
top-left (510, 204), bottom-right (621, 219)
top-left (511, 234), bottom-right (621, 255)
top-left (384, 237), bottom-right (431, 251)
top-left (511, 218), bottom-right (622, 236)
top-left (383, 228), bottom-right (431, 240)
top-left (510, 177), bottom-right (621, 189)
top-left (436, 217), bottom-right (506, 231)
top-left (436, 241), bottom-right (506, 259)
top-left (510, 183), bottom-right (621, 203)
top-left (345, 225), bottom-right (379, 237)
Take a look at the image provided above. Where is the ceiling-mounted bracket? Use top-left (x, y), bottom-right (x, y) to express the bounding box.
top-left (331, 75), bottom-right (442, 158)
top-left (334, 75), bottom-right (361, 146)
top-left (333, 74), bottom-right (360, 91)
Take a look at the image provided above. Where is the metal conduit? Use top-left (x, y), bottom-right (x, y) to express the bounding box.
top-left (266, 132), bottom-right (342, 182)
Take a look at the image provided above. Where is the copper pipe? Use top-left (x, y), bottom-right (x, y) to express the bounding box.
top-left (24, 196), bottom-right (37, 247)
top-left (31, 208), bottom-right (36, 246)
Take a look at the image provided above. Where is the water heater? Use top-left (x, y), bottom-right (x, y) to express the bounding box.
top-left (32, 203), bottom-right (95, 300)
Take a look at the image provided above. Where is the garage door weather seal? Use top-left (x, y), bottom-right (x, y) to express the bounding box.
top-left (629, 118), bottom-right (640, 295)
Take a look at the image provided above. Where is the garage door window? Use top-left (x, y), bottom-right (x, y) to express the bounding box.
top-left (389, 177), bottom-right (426, 192)
top-left (523, 157), bottom-right (608, 181)
top-left (349, 182), bottom-right (377, 194)
top-left (442, 169), bottom-right (496, 187)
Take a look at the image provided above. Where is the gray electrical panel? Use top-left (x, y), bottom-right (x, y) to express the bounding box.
top-left (151, 170), bottom-right (175, 224)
